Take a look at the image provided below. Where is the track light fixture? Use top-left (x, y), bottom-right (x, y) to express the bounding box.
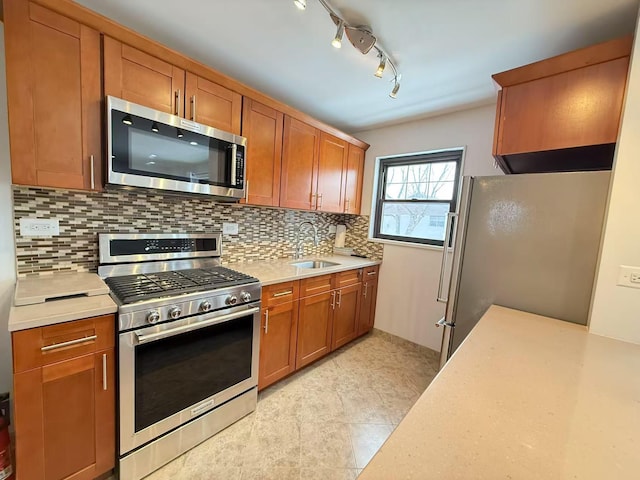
top-left (299, 0), bottom-right (401, 98)
top-left (389, 78), bottom-right (400, 99)
top-left (151, 121), bottom-right (159, 133)
top-left (122, 114), bottom-right (133, 125)
top-left (176, 129), bottom-right (184, 138)
top-left (331, 20), bottom-right (344, 48)
top-left (374, 53), bottom-right (386, 78)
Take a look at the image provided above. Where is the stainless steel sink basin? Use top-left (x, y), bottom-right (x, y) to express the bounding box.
top-left (290, 260), bottom-right (340, 269)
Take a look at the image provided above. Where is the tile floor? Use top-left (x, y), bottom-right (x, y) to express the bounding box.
top-left (142, 330), bottom-right (440, 480)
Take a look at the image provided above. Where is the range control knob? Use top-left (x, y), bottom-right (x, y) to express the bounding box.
top-left (168, 306), bottom-right (182, 319)
top-left (200, 300), bottom-right (212, 312)
top-left (147, 310), bottom-right (160, 324)
top-left (240, 291), bottom-right (252, 303)
top-left (226, 295), bottom-right (238, 306)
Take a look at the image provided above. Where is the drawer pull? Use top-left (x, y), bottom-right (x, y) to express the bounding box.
top-left (41, 334), bottom-right (97, 352)
top-left (367, 271), bottom-right (377, 276)
top-left (272, 290), bottom-right (293, 298)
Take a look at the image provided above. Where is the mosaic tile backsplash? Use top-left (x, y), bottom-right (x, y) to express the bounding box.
top-left (12, 186), bottom-right (383, 276)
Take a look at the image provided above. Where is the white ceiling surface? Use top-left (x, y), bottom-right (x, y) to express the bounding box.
top-left (75, 0), bottom-right (639, 133)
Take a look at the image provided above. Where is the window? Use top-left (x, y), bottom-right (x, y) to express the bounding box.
top-left (373, 149), bottom-right (463, 247)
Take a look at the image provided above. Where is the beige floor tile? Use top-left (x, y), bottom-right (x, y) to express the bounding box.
top-left (337, 386), bottom-right (391, 425)
top-left (242, 419), bottom-right (301, 468)
top-left (300, 467), bottom-right (358, 480)
top-left (240, 467), bottom-right (300, 480)
top-left (348, 423), bottom-right (395, 469)
top-left (300, 422), bottom-right (356, 469)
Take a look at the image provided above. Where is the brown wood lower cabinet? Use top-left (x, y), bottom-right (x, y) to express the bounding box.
top-left (258, 300), bottom-right (299, 390)
top-left (331, 282), bottom-right (362, 350)
top-left (358, 266), bottom-right (380, 335)
top-left (258, 266), bottom-right (379, 390)
top-left (12, 314), bottom-right (116, 480)
top-left (296, 291), bottom-right (334, 369)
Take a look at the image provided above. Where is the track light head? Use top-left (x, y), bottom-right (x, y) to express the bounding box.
top-left (389, 80), bottom-right (400, 99)
top-left (293, 0), bottom-right (306, 10)
top-left (122, 114), bottom-right (133, 126)
top-left (176, 129), bottom-right (184, 138)
top-left (332, 20), bottom-right (344, 48)
top-left (151, 121), bottom-right (159, 133)
top-left (374, 54), bottom-right (386, 78)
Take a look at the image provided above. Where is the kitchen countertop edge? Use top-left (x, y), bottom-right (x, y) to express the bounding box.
top-left (225, 254), bottom-right (381, 286)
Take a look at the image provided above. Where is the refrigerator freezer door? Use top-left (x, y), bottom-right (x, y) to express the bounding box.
top-left (449, 171), bottom-right (610, 355)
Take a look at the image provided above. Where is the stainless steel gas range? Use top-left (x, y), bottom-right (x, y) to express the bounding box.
top-left (98, 233), bottom-right (260, 480)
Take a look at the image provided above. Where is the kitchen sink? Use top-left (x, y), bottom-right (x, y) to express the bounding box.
top-left (290, 260), bottom-right (340, 269)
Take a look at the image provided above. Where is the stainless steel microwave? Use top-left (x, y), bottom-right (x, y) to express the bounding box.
top-left (107, 96), bottom-right (247, 200)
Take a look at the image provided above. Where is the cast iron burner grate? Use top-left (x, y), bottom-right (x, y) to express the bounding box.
top-left (105, 266), bottom-right (256, 304)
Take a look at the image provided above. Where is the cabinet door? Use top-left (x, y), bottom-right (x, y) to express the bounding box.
top-left (316, 132), bottom-right (348, 213)
top-left (358, 279), bottom-right (378, 335)
top-left (497, 57), bottom-right (629, 155)
top-left (332, 283), bottom-right (362, 350)
top-left (13, 349), bottom-right (115, 480)
top-left (104, 36), bottom-right (185, 115)
top-left (259, 301), bottom-right (299, 390)
top-left (5, 2), bottom-right (101, 190)
top-left (280, 116), bottom-right (320, 210)
top-left (241, 99), bottom-right (284, 206)
top-left (344, 144), bottom-right (364, 214)
top-left (185, 72), bottom-right (242, 134)
top-left (296, 291), bottom-right (333, 369)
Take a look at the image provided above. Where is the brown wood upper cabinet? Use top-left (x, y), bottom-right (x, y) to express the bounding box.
top-left (241, 99), bottom-right (284, 206)
top-left (344, 144), bottom-right (365, 214)
top-left (185, 73), bottom-right (242, 134)
top-left (4, 1), bottom-right (102, 191)
top-left (492, 36), bottom-right (632, 174)
top-left (280, 116), bottom-right (350, 213)
top-left (104, 37), bottom-right (241, 134)
top-left (12, 314), bottom-right (116, 480)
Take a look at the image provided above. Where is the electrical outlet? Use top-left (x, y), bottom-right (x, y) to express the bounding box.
top-left (617, 265), bottom-right (640, 289)
top-left (222, 222), bottom-right (239, 235)
top-left (20, 218), bottom-right (60, 237)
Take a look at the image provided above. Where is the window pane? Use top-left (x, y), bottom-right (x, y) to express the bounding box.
top-left (380, 202), bottom-right (451, 241)
top-left (385, 161), bottom-right (456, 201)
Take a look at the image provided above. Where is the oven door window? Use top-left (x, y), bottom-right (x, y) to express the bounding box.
top-left (134, 314), bottom-right (253, 432)
top-left (111, 108), bottom-right (241, 188)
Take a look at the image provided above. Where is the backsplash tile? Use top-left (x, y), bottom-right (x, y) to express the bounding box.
top-left (12, 186), bottom-right (383, 276)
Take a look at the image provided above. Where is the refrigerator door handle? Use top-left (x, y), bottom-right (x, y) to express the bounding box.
top-left (437, 212), bottom-right (458, 303)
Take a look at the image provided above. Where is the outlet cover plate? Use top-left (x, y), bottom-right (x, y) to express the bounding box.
top-left (222, 222), bottom-right (239, 235)
top-left (20, 218), bottom-right (60, 237)
top-left (617, 265), bottom-right (640, 289)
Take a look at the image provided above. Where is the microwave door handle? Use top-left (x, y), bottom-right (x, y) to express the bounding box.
top-left (230, 144), bottom-right (237, 186)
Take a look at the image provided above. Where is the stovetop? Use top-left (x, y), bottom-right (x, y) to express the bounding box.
top-left (105, 266), bottom-right (257, 304)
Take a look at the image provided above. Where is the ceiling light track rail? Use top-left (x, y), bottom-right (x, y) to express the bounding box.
top-left (295, 0), bottom-right (401, 98)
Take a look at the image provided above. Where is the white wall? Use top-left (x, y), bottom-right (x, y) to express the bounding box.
top-left (356, 104), bottom-right (500, 351)
top-left (0, 25), bottom-right (17, 395)
top-left (589, 13), bottom-right (640, 345)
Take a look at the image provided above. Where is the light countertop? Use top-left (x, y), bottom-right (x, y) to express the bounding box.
top-left (225, 254), bottom-right (381, 286)
top-left (360, 305), bottom-right (640, 480)
top-left (9, 272), bottom-right (117, 332)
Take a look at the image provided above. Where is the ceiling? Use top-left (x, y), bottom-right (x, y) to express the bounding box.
top-left (74, 0), bottom-right (640, 133)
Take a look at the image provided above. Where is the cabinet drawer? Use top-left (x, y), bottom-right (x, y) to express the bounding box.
top-left (263, 281), bottom-right (299, 307)
top-left (363, 265), bottom-right (379, 281)
top-left (300, 274), bottom-right (333, 298)
top-left (12, 314), bottom-right (115, 373)
top-left (334, 269), bottom-right (362, 288)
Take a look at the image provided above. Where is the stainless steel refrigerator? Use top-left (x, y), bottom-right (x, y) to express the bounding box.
top-left (436, 171), bottom-right (610, 368)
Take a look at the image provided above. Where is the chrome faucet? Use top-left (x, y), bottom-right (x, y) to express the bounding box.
top-left (294, 221), bottom-right (318, 259)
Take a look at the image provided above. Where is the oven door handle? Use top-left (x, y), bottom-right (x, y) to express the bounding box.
top-left (135, 306), bottom-right (260, 345)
